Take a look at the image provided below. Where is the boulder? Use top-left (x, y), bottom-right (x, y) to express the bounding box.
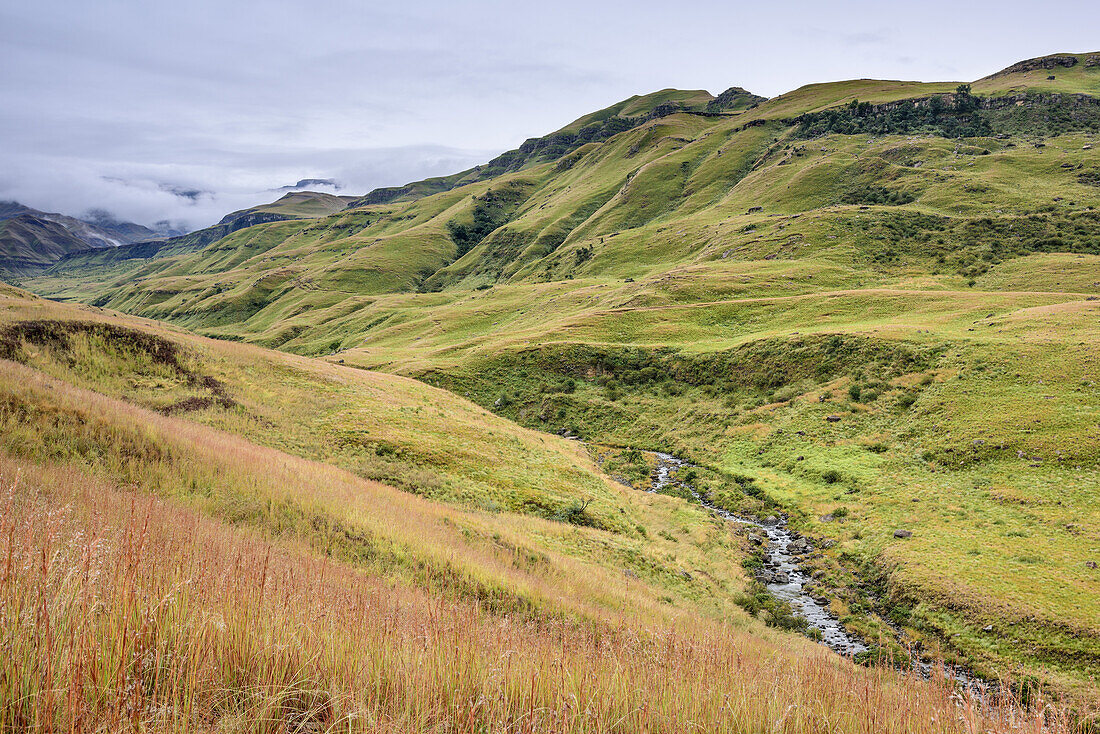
top-left (786, 539), bottom-right (811, 554)
top-left (893, 529), bottom-right (913, 539)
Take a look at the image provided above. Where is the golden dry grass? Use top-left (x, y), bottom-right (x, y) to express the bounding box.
top-left (0, 458), bottom-right (1073, 733)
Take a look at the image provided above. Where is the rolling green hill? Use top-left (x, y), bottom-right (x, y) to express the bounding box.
top-left (14, 50), bottom-right (1100, 710)
top-left (219, 190), bottom-right (357, 224)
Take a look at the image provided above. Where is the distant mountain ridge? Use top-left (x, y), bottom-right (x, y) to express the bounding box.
top-left (0, 201), bottom-right (159, 246)
top-left (352, 88), bottom-right (766, 207)
top-left (0, 201), bottom-right (162, 274)
top-left (0, 191), bottom-right (359, 275)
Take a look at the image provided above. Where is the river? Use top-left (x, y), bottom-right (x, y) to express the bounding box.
top-left (647, 451), bottom-right (869, 656)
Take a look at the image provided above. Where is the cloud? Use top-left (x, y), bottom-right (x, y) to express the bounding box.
top-left (0, 145), bottom-right (490, 231)
top-left (840, 30), bottom-right (892, 46)
top-left (1, 0), bottom-right (1096, 231)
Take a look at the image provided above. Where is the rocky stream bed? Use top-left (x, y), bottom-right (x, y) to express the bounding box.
top-left (637, 450), bottom-right (988, 696)
top-left (647, 452), bottom-right (868, 656)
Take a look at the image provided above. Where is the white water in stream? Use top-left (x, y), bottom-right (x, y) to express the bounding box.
top-left (645, 451), bottom-right (994, 696)
top-left (649, 452), bottom-right (870, 656)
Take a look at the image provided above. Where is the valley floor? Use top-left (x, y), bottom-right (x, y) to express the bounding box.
top-left (0, 287), bottom-right (1088, 731)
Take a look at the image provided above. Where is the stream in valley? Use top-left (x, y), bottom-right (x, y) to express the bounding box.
top-left (641, 450), bottom-right (988, 694)
top-left (647, 452), bottom-right (868, 656)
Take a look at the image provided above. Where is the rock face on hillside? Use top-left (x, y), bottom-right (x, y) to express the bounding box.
top-left (707, 86), bottom-right (767, 112)
top-left (983, 52), bottom-right (1095, 78)
top-left (218, 209), bottom-right (302, 228)
top-left (279, 178), bottom-right (340, 191)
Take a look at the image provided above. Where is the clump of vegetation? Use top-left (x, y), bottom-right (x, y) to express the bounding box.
top-left (796, 89), bottom-right (1100, 139)
top-left (445, 191), bottom-right (514, 258)
top-left (603, 447), bottom-right (650, 486)
top-left (1078, 168), bottom-right (1100, 187)
top-left (849, 209), bottom-right (1100, 278)
top-left (734, 582), bottom-right (811, 632)
top-left (837, 184), bottom-right (916, 207)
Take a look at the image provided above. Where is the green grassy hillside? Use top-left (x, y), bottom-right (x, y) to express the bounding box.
top-left (4, 289), bottom-right (1069, 731)
top-left (220, 190), bottom-right (357, 223)
top-left (14, 51), bottom-right (1100, 709)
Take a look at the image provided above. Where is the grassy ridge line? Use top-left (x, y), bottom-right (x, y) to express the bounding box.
top-left (326, 286), bottom-right (1084, 374)
top-left (2, 458), bottom-right (1066, 733)
top-left (0, 291), bottom-right (765, 626)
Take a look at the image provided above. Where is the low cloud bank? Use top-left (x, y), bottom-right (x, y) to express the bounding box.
top-left (0, 145), bottom-right (491, 234)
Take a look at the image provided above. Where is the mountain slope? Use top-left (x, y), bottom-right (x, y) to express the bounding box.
top-left (1, 285), bottom-right (1065, 731)
top-left (33, 54), bottom-right (1100, 334)
top-left (219, 190), bottom-right (357, 224)
top-left (0, 214), bottom-right (94, 272)
top-left (0, 200), bottom-right (162, 274)
top-left (14, 51), bottom-right (1100, 706)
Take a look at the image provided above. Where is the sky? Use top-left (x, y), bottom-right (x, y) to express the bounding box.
top-left (0, 0), bottom-right (1095, 232)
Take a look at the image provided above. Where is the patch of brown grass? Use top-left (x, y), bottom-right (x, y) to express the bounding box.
top-left (0, 460), bottom-right (1073, 733)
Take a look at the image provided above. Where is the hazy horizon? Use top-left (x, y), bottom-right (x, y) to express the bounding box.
top-left (1, 0), bottom-right (1095, 231)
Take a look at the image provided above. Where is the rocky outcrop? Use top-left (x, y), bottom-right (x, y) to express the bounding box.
top-left (984, 54), bottom-right (1080, 78)
top-left (707, 86), bottom-right (767, 112)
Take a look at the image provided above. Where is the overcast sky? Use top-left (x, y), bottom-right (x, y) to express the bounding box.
top-left (0, 0), bottom-right (1095, 231)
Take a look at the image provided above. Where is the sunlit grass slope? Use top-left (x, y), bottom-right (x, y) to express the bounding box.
top-left (345, 278), bottom-right (1100, 697)
top-left (2, 289), bottom-right (1077, 731)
